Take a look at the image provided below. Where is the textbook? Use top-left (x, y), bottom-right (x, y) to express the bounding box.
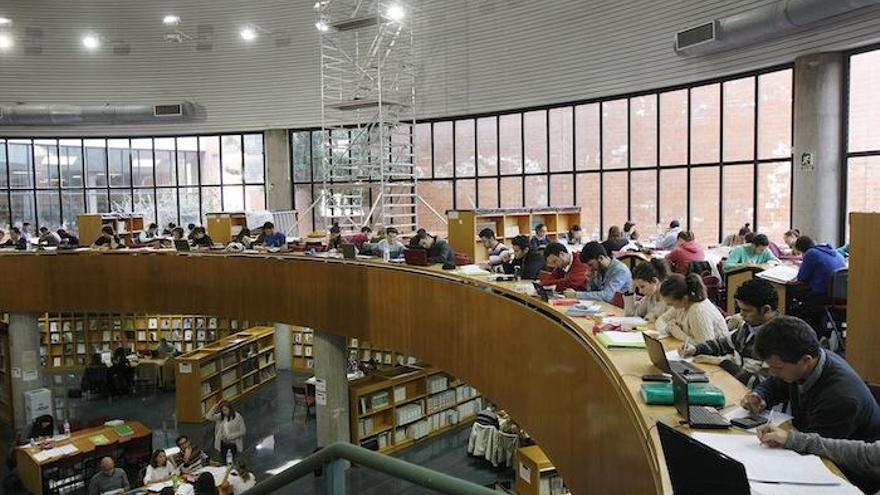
top-left (596, 331), bottom-right (646, 349)
top-left (89, 434), bottom-right (111, 445)
top-left (640, 382), bottom-right (725, 407)
top-left (114, 424), bottom-right (134, 437)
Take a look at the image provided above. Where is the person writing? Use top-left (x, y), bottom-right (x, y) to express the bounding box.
top-left (140, 223), bottom-right (160, 243)
top-left (231, 228), bottom-right (253, 250)
top-left (1, 227), bottom-right (28, 250)
top-left (721, 223), bottom-right (751, 247)
top-left (563, 224), bottom-right (583, 245)
top-left (601, 226), bottom-right (628, 255)
top-left (174, 435), bottom-right (209, 473)
top-left (723, 233), bottom-right (778, 272)
top-left (207, 400), bottom-right (247, 462)
top-left (538, 242), bottom-right (589, 292)
top-left (623, 221), bottom-right (637, 241)
top-left (57, 229), bottom-right (79, 247)
top-left (782, 229), bottom-right (801, 254)
top-left (500, 235), bottom-right (546, 280)
top-left (38, 227), bottom-right (60, 246)
top-left (220, 459), bottom-right (256, 495)
top-left (478, 228), bottom-right (510, 268)
top-left (656, 273), bottom-right (729, 344)
top-left (143, 449), bottom-right (177, 484)
top-left (327, 223), bottom-right (343, 251)
top-left (416, 231), bottom-right (455, 265)
top-left (625, 258), bottom-right (670, 322)
top-left (656, 220), bottom-right (682, 250)
top-left (530, 223), bottom-right (550, 251)
top-left (664, 231), bottom-right (705, 275)
top-left (255, 222), bottom-right (287, 250)
top-left (373, 227), bottom-right (405, 259)
top-left (191, 227), bottom-right (215, 249)
top-left (679, 278), bottom-right (778, 388)
top-left (565, 242), bottom-right (631, 303)
top-left (171, 227), bottom-right (186, 241)
top-left (793, 235), bottom-right (847, 300)
top-left (87, 457), bottom-right (129, 495)
top-left (92, 226), bottom-right (122, 250)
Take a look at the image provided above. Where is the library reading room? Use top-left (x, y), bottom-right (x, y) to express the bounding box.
top-left (2, 1), bottom-right (880, 495)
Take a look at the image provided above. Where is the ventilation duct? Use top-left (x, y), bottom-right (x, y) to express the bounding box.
top-left (675, 0), bottom-right (880, 56)
top-left (0, 101), bottom-right (197, 126)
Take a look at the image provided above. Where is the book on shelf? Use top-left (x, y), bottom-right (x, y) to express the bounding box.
top-left (208, 318), bottom-right (218, 329)
top-left (393, 385), bottom-right (406, 403)
top-left (359, 417), bottom-right (374, 437)
top-left (294, 333), bottom-right (302, 344)
top-left (62, 321), bottom-right (71, 332)
top-left (148, 318), bottom-right (158, 329)
top-left (137, 331), bottom-right (146, 341)
top-left (371, 391), bottom-right (390, 410)
top-left (293, 344), bottom-right (303, 356)
top-left (50, 321), bottom-right (58, 332)
top-left (196, 318), bottom-right (206, 329)
top-left (75, 321), bottom-right (84, 332)
top-left (304, 346), bottom-right (312, 357)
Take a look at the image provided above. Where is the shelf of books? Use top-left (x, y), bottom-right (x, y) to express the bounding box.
top-left (0, 322), bottom-right (11, 425)
top-left (175, 326), bottom-right (277, 423)
top-left (291, 327), bottom-right (417, 373)
top-left (40, 313), bottom-right (265, 370)
top-left (349, 364), bottom-right (482, 454)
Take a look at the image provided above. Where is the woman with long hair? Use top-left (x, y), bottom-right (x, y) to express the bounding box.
top-left (143, 449), bottom-right (177, 484)
top-left (657, 273), bottom-right (729, 344)
top-left (206, 400), bottom-right (247, 462)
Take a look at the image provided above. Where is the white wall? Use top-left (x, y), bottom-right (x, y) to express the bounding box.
top-left (1, 0), bottom-right (879, 136)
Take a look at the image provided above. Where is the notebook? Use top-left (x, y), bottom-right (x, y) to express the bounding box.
top-left (596, 331), bottom-right (647, 349)
top-left (114, 424), bottom-right (134, 437)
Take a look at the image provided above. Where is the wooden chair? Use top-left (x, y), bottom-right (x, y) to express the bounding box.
top-left (291, 385), bottom-right (316, 421)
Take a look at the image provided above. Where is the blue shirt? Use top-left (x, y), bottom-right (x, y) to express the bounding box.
top-left (576, 259), bottom-right (632, 303)
top-left (797, 244), bottom-right (847, 296)
top-left (262, 232), bottom-right (287, 248)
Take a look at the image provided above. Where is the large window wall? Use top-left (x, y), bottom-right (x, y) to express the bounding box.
top-left (292, 67), bottom-right (793, 243)
top-left (0, 134), bottom-right (266, 233)
top-left (845, 46), bottom-right (880, 237)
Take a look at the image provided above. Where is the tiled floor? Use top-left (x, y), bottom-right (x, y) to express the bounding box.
top-left (1, 372), bottom-right (512, 494)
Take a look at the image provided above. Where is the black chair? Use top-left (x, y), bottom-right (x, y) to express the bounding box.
top-left (822, 268), bottom-right (848, 354)
top-left (81, 365), bottom-right (109, 400)
top-left (688, 260), bottom-right (713, 276)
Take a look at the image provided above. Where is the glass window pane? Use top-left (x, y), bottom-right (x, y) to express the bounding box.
top-left (631, 170), bottom-right (657, 229)
top-left (173, 137), bottom-right (195, 187)
top-left (84, 139), bottom-right (107, 188)
top-left (244, 134), bottom-right (264, 183)
top-left (311, 131), bottom-right (327, 183)
top-left (690, 167), bottom-right (720, 244)
top-left (602, 99), bottom-right (628, 169)
top-left (155, 138), bottom-right (176, 187)
top-left (246, 185), bottom-right (265, 211)
top-left (86, 190), bottom-right (109, 214)
top-left (499, 114), bottom-right (522, 175)
top-left (660, 168), bottom-right (687, 229)
top-left (524, 175), bottom-right (547, 207)
top-left (757, 161), bottom-right (791, 242)
top-left (849, 50), bottom-right (880, 152)
top-left (11, 191), bottom-right (35, 226)
top-left (758, 70), bottom-right (793, 159)
top-left (0, 139), bottom-right (7, 189)
top-left (690, 84), bottom-right (721, 165)
top-left (722, 165), bottom-right (754, 238)
top-left (0, 193), bottom-right (9, 229)
top-left (456, 179), bottom-right (476, 209)
top-left (660, 90), bottom-right (688, 166)
top-left (223, 185), bottom-right (244, 211)
top-left (500, 176), bottom-right (522, 207)
top-left (222, 135), bottom-right (243, 185)
top-left (417, 180), bottom-right (452, 234)
top-left (524, 110), bottom-right (547, 173)
top-left (576, 173), bottom-right (600, 240)
top-left (133, 189), bottom-right (156, 223)
top-left (36, 190), bottom-right (60, 229)
top-left (723, 77), bottom-right (756, 162)
top-left (61, 190), bottom-right (85, 233)
top-left (575, 104), bottom-right (600, 171)
top-left (631, 96), bottom-right (657, 168)
top-left (8, 140), bottom-right (34, 189)
top-left (455, 120), bottom-right (475, 178)
top-left (847, 157), bottom-right (880, 214)
top-left (414, 123), bottom-right (432, 179)
top-left (156, 189), bottom-right (178, 229)
top-left (478, 178), bottom-right (498, 208)
top-left (131, 139), bottom-right (154, 187)
top-left (59, 139), bottom-right (84, 188)
top-left (292, 131), bottom-right (311, 183)
top-left (602, 171), bottom-right (628, 231)
top-left (199, 136), bottom-right (221, 185)
top-left (433, 122), bottom-right (453, 179)
top-left (549, 107), bottom-right (573, 172)
top-left (477, 117), bottom-right (498, 176)
top-left (550, 174), bottom-right (573, 206)
top-left (109, 190), bottom-right (132, 213)
top-left (107, 139), bottom-right (131, 187)
top-left (34, 139), bottom-right (59, 189)
top-left (179, 187), bottom-right (200, 227)
top-left (201, 186), bottom-right (221, 219)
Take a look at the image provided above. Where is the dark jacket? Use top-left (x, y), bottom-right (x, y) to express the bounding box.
top-left (2, 237), bottom-right (27, 250)
top-left (501, 249), bottom-right (546, 280)
top-left (754, 350), bottom-right (880, 443)
top-left (694, 320), bottom-right (767, 388)
top-left (601, 237), bottom-right (628, 255)
top-left (797, 244), bottom-right (847, 297)
top-left (427, 239), bottom-right (454, 264)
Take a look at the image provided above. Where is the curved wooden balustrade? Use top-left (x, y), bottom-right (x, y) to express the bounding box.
top-left (0, 251), bottom-right (663, 495)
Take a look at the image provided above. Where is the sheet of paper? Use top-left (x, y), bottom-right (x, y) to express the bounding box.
top-left (59, 444), bottom-right (80, 455)
top-left (750, 481), bottom-right (862, 495)
top-left (756, 265), bottom-right (800, 283)
top-left (692, 432), bottom-right (844, 486)
top-left (723, 406), bottom-right (794, 429)
top-left (600, 331), bottom-right (646, 345)
top-left (664, 349), bottom-right (694, 363)
top-left (605, 316), bottom-right (647, 327)
top-left (458, 264), bottom-right (491, 276)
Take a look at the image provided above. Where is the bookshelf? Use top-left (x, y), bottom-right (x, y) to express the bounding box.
top-left (77, 213), bottom-right (145, 245)
top-left (290, 327), bottom-right (418, 372)
top-left (206, 212), bottom-right (248, 244)
top-left (447, 207), bottom-right (581, 262)
top-left (349, 364), bottom-right (482, 454)
top-left (516, 445), bottom-right (570, 495)
top-left (40, 313), bottom-right (266, 370)
top-left (175, 326), bottom-right (277, 423)
top-left (0, 322), bottom-right (11, 425)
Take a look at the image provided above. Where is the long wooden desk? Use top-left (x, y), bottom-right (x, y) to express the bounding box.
top-left (15, 420), bottom-right (151, 495)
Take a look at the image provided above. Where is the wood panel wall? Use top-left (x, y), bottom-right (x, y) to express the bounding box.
top-left (847, 213), bottom-right (880, 384)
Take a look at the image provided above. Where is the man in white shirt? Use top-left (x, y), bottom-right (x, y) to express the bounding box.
top-left (656, 220), bottom-right (682, 250)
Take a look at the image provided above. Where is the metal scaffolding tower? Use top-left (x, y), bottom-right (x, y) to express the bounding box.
top-left (315, 0), bottom-right (417, 234)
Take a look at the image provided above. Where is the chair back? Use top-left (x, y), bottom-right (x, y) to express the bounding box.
top-left (688, 261), bottom-right (712, 277)
top-left (868, 383), bottom-right (880, 406)
top-left (292, 385), bottom-right (311, 400)
top-left (702, 275), bottom-right (724, 313)
top-left (610, 292), bottom-right (625, 309)
top-left (828, 267), bottom-right (848, 305)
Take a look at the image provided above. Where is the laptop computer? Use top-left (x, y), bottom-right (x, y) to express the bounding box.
top-left (643, 333), bottom-right (708, 380)
top-left (672, 370), bottom-right (730, 429)
top-left (657, 421), bottom-right (749, 495)
top-left (532, 282), bottom-right (552, 302)
top-left (341, 243), bottom-right (357, 260)
top-left (403, 248), bottom-right (428, 266)
top-left (173, 239), bottom-right (190, 252)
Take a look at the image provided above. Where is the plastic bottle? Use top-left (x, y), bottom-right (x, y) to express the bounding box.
top-left (63, 419), bottom-right (70, 436)
top-left (226, 450), bottom-right (233, 466)
top-left (172, 472), bottom-right (179, 490)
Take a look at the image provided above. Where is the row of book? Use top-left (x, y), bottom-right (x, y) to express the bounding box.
top-left (426, 390), bottom-right (456, 415)
top-left (358, 390), bottom-right (391, 414)
top-left (427, 374), bottom-right (449, 395)
top-left (396, 402), bottom-right (424, 426)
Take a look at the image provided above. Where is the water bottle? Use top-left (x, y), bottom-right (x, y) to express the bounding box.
top-left (226, 450), bottom-right (233, 466)
top-left (383, 248), bottom-right (390, 262)
top-left (63, 419), bottom-right (70, 436)
top-left (172, 473), bottom-right (179, 490)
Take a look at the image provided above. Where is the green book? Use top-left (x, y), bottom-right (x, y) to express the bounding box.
top-left (640, 382), bottom-right (726, 407)
top-left (89, 434), bottom-right (111, 445)
top-left (596, 331), bottom-right (646, 349)
top-left (114, 425), bottom-right (134, 437)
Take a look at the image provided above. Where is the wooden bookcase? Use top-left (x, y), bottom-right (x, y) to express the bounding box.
top-left (175, 326), bottom-right (277, 423)
top-left (516, 445), bottom-right (569, 495)
top-left (0, 321), bottom-right (11, 425)
top-left (291, 326), bottom-right (315, 371)
top-left (77, 213), bottom-right (145, 245)
top-left (290, 327), bottom-right (418, 373)
top-left (206, 212), bottom-right (248, 244)
top-left (40, 313), bottom-right (265, 370)
top-left (349, 364), bottom-right (482, 454)
top-left (447, 207), bottom-right (581, 262)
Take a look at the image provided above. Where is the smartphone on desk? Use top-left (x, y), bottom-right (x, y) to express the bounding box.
top-left (641, 374), bottom-right (671, 382)
top-left (731, 415), bottom-right (768, 430)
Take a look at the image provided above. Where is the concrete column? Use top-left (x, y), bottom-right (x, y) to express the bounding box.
top-left (313, 330), bottom-right (351, 448)
top-left (792, 52), bottom-right (844, 245)
top-left (265, 129), bottom-right (292, 211)
top-left (9, 312), bottom-right (43, 431)
top-left (274, 323), bottom-right (292, 371)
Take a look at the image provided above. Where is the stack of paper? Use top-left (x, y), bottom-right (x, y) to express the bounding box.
top-left (756, 265), bottom-right (800, 284)
top-left (604, 316), bottom-right (648, 329)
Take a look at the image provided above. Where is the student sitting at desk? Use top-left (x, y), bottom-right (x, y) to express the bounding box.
top-left (255, 222), bottom-right (286, 249)
top-left (601, 226), bottom-right (628, 255)
top-left (623, 221), bottom-right (637, 241)
top-left (186, 223), bottom-right (197, 241)
top-left (723, 233), bottom-right (777, 272)
top-left (140, 223), bottom-right (160, 243)
top-left (373, 227), bottom-right (405, 259)
top-left (794, 236), bottom-right (847, 299)
top-left (680, 278), bottom-right (778, 388)
top-left (657, 273), bottom-right (729, 344)
top-left (782, 228), bottom-right (801, 254)
top-left (416, 231), bottom-right (455, 265)
top-left (157, 338), bottom-right (177, 358)
top-left (407, 228), bottom-right (427, 249)
top-left (626, 258), bottom-right (670, 322)
top-left (478, 228), bottom-right (510, 268)
top-left (757, 425), bottom-right (880, 494)
top-left (163, 222), bottom-right (177, 236)
top-left (664, 230), bottom-right (705, 275)
top-left (222, 459), bottom-right (256, 495)
top-left (530, 223), bottom-right (550, 251)
top-left (174, 435), bottom-right (209, 473)
top-left (721, 223), bottom-right (751, 247)
top-left (87, 457), bottom-right (129, 495)
top-left (27, 414), bottom-right (55, 439)
top-left (499, 235), bottom-right (545, 280)
top-left (327, 223), bottom-right (343, 251)
top-left (171, 227), bottom-right (186, 241)
top-left (1, 227), bottom-right (27, 250)
top-left (143, 449), bottom-right (177, 484)
top-left (191, 227), bottom-right (215, 248)
top-left (538, 242), bottom-right (589, 291)
top-left (346, 226), bottom-right (372, 249)
top-left (561, 224), bottom-right (583, 245)
top-left (742, 317), bottom-right (880, 491)
top-left (564, 242), bottom-right (631, 303)
top-left (37, 226), bottom-right (60, 246)
top-left (57, 229), bottom-right (79, 247)
top-left (656, 220), bottom-right (682, 250)
top-left (230, 228), bottom-right (253, 250)
top-left (92, 226), bottom-right (123, 250)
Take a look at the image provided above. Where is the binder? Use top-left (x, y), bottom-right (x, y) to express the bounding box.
top-left (640, 382), bottom-right (725, 407)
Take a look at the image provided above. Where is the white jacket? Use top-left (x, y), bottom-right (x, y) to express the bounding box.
top-left (206, 410), bottom-right (246, 453)
top-left (467, 422), bottom-right (496, 458)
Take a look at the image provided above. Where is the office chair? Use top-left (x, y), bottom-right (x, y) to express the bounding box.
top-left (291, 385), bottom-right (316, 421)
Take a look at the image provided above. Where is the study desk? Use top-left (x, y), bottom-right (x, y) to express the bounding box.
top-left (724, 264), bottom-right (798, 315)
top-left (15, 420), bottom-right (151, 495)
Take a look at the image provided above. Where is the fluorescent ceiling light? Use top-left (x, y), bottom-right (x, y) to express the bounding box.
top-left (0, 17), bottom-right (11, 26)
top-left (315, 20), bottom-right (329, 32)
top-left (82, 34), bottom-right (100, 49)
top-left (387, 4), bottom-right (405, 21)
top-left (0, 33), bottom-right (12, 50)
top-left (240, 26), bottom-right (257, 41)
top-left (163, 15), bottom-right (180, 26)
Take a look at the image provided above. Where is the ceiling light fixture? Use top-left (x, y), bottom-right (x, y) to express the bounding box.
top-left (163, 15), bottom-right (180, 26)
top-left (239, 26), bottom-right (257, 41)
top-left (0, 17), bottom-right (12, 26)
top-left (386, 4), bottom-right (405, 21)
top-left (82, 34), bottom-right (100, 49)
top-left (315, 20), bottom-right (329, 32)
top-left (0, 33), bottom-right (13, 50)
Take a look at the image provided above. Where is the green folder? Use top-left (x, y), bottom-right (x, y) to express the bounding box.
top-left (89, 434), bottom-right (111, 445)
top-left (640, 382), bottom-right (726, 407)
top-left (596, 331), bottom-right (646, 349)
top-left (114, 424), bottom-right (134, 437)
